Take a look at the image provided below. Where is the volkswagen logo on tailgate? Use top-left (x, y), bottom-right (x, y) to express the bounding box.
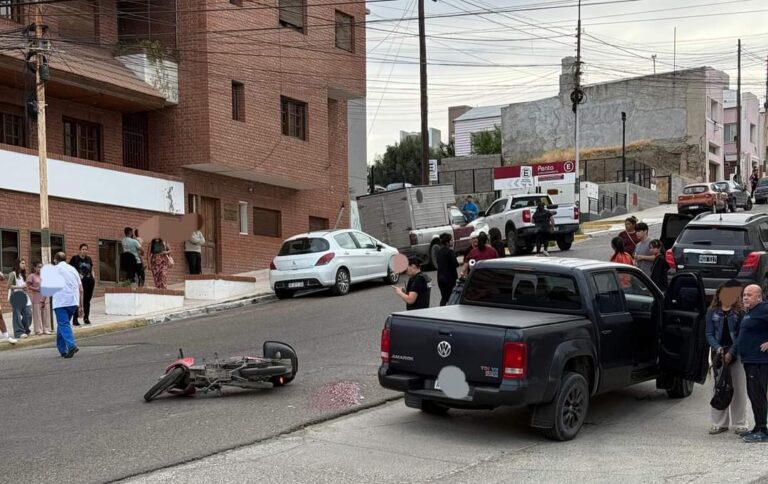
top-left (437, 341), bottom-right (451, 358)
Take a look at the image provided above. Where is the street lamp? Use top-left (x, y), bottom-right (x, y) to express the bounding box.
top-left (621, 111), bottom-right (627, 182)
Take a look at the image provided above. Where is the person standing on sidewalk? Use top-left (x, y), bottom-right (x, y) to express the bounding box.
top-left (185, 216), bottom-right (205, 275)
top-left (0, 273), bottom-right (18, 345)
top-left (737, 284), bottom-right (768, 443)
top-left (133, 229), bottom-right (146, 287)
top-left (149, 238), bottom-right (173, 289)
top-left (7, 258), bottom-right (32, 339)
top-left (705, 280), bottom-right (749, 436)
top-left (121, 228), bottom-right (143, 286)
top-left (26, 262), bottom-right (52, 336)
top-left (50, 252), bottom-right (83, 359)
top-left (69, 244), bottom-right (95, 326)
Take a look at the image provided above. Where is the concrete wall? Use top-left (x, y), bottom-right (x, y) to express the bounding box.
top-left (600, 182), bottom-right (659, 212)
top-left (347, 98), bottom-right (368, 201)
top-left (437, 154), bottom-right (501, 210)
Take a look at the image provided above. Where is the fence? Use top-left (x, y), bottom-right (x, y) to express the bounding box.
top-left (588, 192), bottom-right (628, 214)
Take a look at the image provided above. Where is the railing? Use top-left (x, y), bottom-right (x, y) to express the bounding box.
top-left (595, 192), bottom-right (628, 213)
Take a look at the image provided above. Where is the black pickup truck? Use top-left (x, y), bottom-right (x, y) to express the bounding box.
top-left (378, 257), bottom-right (710, 441)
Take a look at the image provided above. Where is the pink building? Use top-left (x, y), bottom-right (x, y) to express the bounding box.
top-left (723, 90), bottom-right (763, 181)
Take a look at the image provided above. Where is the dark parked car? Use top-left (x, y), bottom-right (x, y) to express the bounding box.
top-left (754, 177), bottom-right (768, 204)
top-left (713, 180), bottom-right (752, 212)
top-left (379, 257), bottom-right (709, 441)
top-left (663, 212), bottom-right (768, 296)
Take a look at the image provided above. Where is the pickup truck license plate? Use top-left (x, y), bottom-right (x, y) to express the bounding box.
top-left (288, 281), bottom-right (304, 289)
top-left (698, 255), bottom-right (717, 264)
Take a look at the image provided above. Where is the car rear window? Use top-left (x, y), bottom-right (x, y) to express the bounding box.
top-left (678, 227), bottom-right (749, 246)
top-left (683, 185), bottom-right (708, 194)
top-left (278, 237), bottom-right (330, 256)
top-left (759, 178), bottom-right (768, 187)
top-left (462, 268), bottom-right (581, 310)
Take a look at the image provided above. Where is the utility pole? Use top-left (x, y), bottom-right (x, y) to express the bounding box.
top-left (621, 112), bottom-right (626, 181)
top-left (736, 39), bottom-right (742, 183)
top-left (651, 54), bottom-right (657, 75)
top-left (32, 0), bottom-right (51, 265)
top-left (764, 56), bottom-right (767, 174)
top-left (571, 0), bottom-right (584, 204)
top-left (418, 0), bottom-right (430, 185)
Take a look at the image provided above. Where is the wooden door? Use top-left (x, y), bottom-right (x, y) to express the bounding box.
top-left (200, 196), bottom-right (219, 274)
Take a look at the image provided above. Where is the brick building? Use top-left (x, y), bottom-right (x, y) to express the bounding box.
top-left (0, 0), bottom-right (365, 296)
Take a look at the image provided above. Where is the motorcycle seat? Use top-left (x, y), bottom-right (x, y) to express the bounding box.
top-left (240, 365), bottom-right (289, 379)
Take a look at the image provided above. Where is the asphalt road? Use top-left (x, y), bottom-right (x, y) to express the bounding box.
top-left (0, 222), bottom-right (658, 483)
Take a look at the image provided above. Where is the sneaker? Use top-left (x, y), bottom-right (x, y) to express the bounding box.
top-left (743, 431), bottom-right (768, 443)
top-left (84, 319), bottom-right (91, 325)
top-left (44, 331), bottom-right (54, 335)
top-left (542, 250), bottom-right (550, 256)
top-left (1, 334), bottom-right (17, 345)
top-left (72, 321), bottom-right (81, 327)
top-left (709, 426), bottom-right (729, 435)
top-left (734, 427), bottom-right (751, 435)
top-left (64, 347), bottom-right (79, 359)
top-left (19, 333), bottom-right (28, 339)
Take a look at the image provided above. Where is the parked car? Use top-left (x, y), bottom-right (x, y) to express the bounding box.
top-left (378, 257), bottom-right (708, 441)
top-left (662, 212), bottom-right (768, 296)
top-left (676, 183), bottom-right (727, 214)
top-left (269, 229), bottom-right (400, 299)
top-left (754, 177), bottom-right (768, 204)
top-left (473, 194), bottom-right (579, 255)
top-left (713, 180), bottom-right (752, 212)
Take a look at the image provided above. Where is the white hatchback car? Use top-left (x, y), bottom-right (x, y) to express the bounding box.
top-left (269, 229), bottom-right (401, 299)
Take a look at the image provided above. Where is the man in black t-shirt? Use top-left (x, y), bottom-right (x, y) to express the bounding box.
top-left (393, 257), bottom-right (432, 310)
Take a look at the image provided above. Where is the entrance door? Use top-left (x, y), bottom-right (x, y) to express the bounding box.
top-left (199, 197), bottom-right (219, 274)
top-left (660, 272), bottom-right (709, 384)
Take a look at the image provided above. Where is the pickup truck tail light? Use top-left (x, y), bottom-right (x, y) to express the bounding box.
top-left (315, 252), bottom-right (336, 266)
top-left (574, 206), bottom-right (580, 220)
top-left (522, 209), bottom-right (531, 223)
top-left (269, 260), bottom-right (277, 270)
top-left (409, 233), bottom-right (418, 245)
top-left (503, 342), bottom-right (527, 379)
top-left (380, 327), bottom-right (391, 363)
top-left (665, 249), bottom-right (676, 269)
top-left (741, 252), bottom-right (762, 271)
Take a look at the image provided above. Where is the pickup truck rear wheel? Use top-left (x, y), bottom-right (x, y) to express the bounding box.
top-left (556, 237), bottom-right (573, 251)
top-left (506, 229), bottom-right (519, 256)
top-left (666, 377), bottom-right (694, 399)
top-left (540, 371), bottom-right (589, 441)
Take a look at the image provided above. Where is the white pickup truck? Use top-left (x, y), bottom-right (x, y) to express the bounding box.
top-left (475, 194), bottom-right (580, 255)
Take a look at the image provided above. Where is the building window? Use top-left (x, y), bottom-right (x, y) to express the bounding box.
top-left (724, 123), bottom-right (737, 142)
top-left (30, 232), bottom-right (65, 266)
top-left (0, 229), bottom-right (19, 273)
top-left (278, 0), bottom-right (305, 32)
top-left (281, 97), bottom-right (307, 140)
top-left (335, 11), bottom-right (354, 52)
top-left (98, 239), bottom-right (126, 283)
top-left (64, 118), bottom-right (102, 161)
top-left (309, 216), bottom-right (329, 231)
top-left (232, 81), bottom-right (245, 122)
top-left (239, 202), bottom-right (248, 234)
top-left (0, 0), bottom-right (22, 23)
top-left (58, 0), bottom-right (98, 43)
top-left (708, 143), bottom-right (720, 156)
top-left (253, 207), bottom-right (281, 238)
top-left (709, 98), bottom-right (719, 122)
top-left (750, 124), bottom-right (756, 144)
top-left (1, 112), bottom-right (24, 147)
top-left (122, 112), bottom-right (148, 170)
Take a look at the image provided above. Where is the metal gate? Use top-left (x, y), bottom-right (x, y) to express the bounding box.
top-left (651, 175), bottom-right (672, 204)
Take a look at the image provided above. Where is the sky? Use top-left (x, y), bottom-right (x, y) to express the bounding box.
top-left (364, 0), bottom-right (768, 163)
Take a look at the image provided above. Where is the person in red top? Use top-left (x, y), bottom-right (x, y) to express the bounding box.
top-left (460, 231), bottom-right (498, 278)
top-left (610, 236), bottom-right (635, 288)
top-left (618, 217), bottom-right (640, 256)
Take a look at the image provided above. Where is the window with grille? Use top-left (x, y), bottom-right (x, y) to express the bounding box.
top-left (253, 208), bottom-right (281, 238)
top-left (232, 81), bottom-right (245, 122)
top-left (1, 112), bottom-right (24, 146)
top-left (281, 97), bottom-right (307, 140)
top-left (335, 11), bottom-right (353, 52)
top-left (30, 232), bottom-right (65, 266)
top-left (278, 0), bottom-right (305, 32)
top-left (0, 0), bottom-right (22, 22)
top-left (0, 229), bottom-right (19, 273)
top-left (64, 118), bottom-right (102, 161)
top-left (309, 216), bottom-right (329, 231)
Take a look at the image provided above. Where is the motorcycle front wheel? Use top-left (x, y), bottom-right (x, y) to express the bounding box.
top-left (144, 367), bottom-right (186, 402)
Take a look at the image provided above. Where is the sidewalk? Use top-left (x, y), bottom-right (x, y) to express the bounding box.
top-left (0, 269), bottom-right (275, 351)
top-left (578, 204), bottom-right (676, 239)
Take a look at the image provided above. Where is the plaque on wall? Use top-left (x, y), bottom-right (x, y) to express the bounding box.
top-left (223, 204), bottom-right (239, 222)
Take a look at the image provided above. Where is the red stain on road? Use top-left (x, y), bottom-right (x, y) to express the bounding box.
top-left (311, 381), bottom-right (363, 411)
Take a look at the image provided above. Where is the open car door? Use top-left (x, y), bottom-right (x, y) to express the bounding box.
top-left (660, 213), bottom-right (693, 251)
top-left (659, 272), bottom-right (709, 384)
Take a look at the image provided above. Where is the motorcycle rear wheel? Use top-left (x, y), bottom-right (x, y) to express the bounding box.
top-left (144, 367), bottom-right (186, 402)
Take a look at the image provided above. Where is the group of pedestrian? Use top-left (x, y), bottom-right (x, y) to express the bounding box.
top-left (610, 217), bottom-right (669, 290)
top-left (706, 281), bottom-right (768, 443)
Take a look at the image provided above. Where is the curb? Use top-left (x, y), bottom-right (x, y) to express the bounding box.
top-left (0, 293), bottom-right (276, 352)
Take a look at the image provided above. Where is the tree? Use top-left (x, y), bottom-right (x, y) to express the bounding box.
top-left (369, 135), bottom-right (448, 187)
top-left (470, 125), bottom-right (502, 155)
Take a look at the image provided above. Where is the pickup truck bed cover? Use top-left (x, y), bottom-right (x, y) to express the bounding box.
top-left (394, 305), bottom-right (584, 329)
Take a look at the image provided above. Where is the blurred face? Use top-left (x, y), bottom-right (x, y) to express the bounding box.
top-left (19, 259), bottom-right (26, 271)
top-left (80, 245), bottom-right (88, 257)
top-left (636, 229), bottom-right (648, 240)
top-left (34, 263), bottom-right (42, 273)
top-left (649, 245), bottom-right (660, 257)
top-left (471, 236), bottom-right (478, 248)
top-left (743, 285), bottom-right (763, 310)
top-left (406, 264), bottom-right (420, 276)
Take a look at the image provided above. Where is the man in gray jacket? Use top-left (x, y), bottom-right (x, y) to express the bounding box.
top-left (185, 215), bottom-right (205, 275)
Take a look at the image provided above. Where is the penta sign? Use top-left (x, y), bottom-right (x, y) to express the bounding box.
top-left (493, 160), bottom-right (575, 190)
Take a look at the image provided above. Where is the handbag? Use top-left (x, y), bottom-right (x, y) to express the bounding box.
top-left (710, 352), bottom-right (734, 411)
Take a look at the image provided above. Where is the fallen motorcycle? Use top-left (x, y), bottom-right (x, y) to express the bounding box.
top-left (143, 341), bottom-right (298, 402)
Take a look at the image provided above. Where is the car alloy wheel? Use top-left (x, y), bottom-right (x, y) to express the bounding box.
top-left (331, 269), bottom-right (350, 296)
